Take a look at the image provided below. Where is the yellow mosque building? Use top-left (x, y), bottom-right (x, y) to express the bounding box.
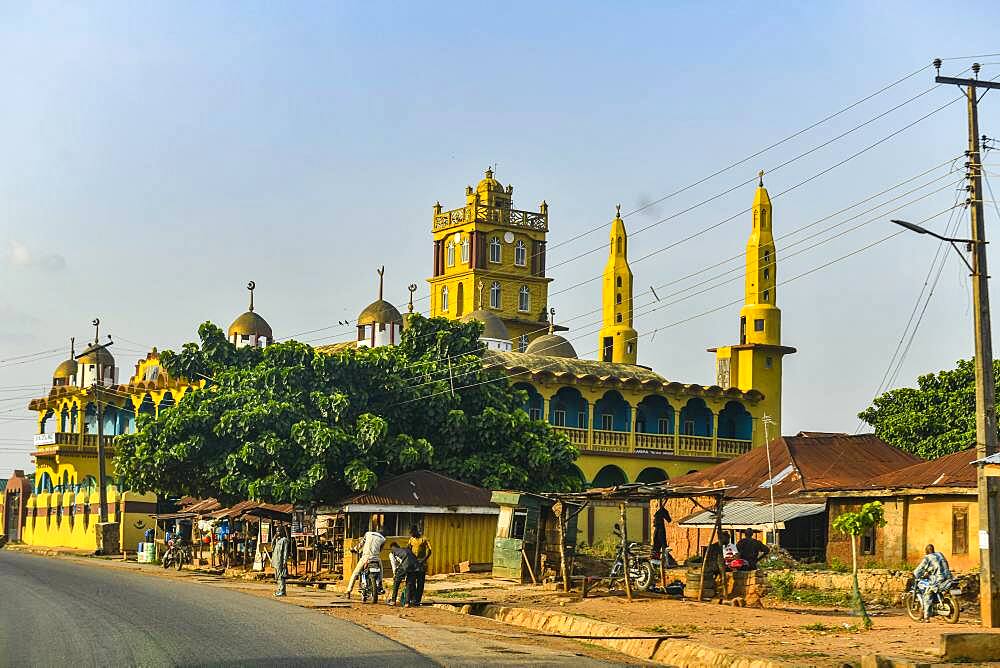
top-left (4, 168), bottom-right (792, 551)
top-left (426, 170), bottom-right (793, 490)
top-left (11, 289), bottom-right (269, 552)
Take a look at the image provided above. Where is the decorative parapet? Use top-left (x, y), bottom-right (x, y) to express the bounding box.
top-left (433, 204), bottom-right (548, 233)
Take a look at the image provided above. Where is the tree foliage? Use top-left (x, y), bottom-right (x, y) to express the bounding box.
top-left (115, 316), bottom-right (581, 505)
top-left (857, 358), bottom-right (995, 459)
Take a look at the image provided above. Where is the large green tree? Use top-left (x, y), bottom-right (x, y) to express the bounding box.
top-left (115, 316), bottom-right (581, 504)
top-left (857, 358), bottom-right (1000, 459)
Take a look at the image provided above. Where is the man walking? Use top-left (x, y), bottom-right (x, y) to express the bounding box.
top-left (346, 524), bottom-right (386, 599)
top-left (271, 527), bottom-right (290, 597)
top-left (913, 544), bottom-right (953, 622)
top-left (407, 524), bottom-right (432, 606)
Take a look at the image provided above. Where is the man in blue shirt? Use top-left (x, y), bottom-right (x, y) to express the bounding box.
top-left (913, 544), bottom-right (953, 621)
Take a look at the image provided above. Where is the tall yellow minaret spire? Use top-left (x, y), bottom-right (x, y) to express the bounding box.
top-left (741, 170), bottom-right (780, 346)
top-left (599, 205), bottom-right (638, 364)
top-left (709, 172), bottom-right (795, 443)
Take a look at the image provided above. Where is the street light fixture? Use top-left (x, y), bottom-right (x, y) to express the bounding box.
top-left (890, 219), bottom-right (980, 274)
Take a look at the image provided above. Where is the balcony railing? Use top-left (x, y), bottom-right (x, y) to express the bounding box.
top-left (550, 426), bottom-right (749, 460)
top-left (32, 432), bottom-right (116, 451)
top-left (433, 204), bottom-right (548, 232)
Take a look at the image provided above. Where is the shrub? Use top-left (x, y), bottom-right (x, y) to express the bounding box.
top-left (768, 571), bottom-right (795, 599)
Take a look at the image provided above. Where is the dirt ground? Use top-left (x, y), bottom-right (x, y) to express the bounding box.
top-left (342, 572), bottom-right (1000, 667)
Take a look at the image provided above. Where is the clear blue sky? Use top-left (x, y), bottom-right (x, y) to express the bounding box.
top-left (2, 1), bottom-right (999, 472)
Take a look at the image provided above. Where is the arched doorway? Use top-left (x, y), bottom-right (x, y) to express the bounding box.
top-left (551, 387), bottom-right (588, 428)
top-left (513, 383), bottom-right (544, 421)
top-left (718, 401), bottom-right (752, 440)
top-left (680, 398), bottom-right (713, 436)
top-left (592, 464), bottom-right (628, 487)
top-left (594, 391), bottom-right (630, 432)
top-left (636, 467), bottom-right (668, 483)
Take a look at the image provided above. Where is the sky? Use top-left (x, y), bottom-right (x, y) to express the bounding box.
top-left (2, 1), bottom-right (999, 473)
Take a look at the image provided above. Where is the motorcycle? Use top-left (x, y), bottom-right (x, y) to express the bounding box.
top-left (903, 577), bottom-right (961, 623)
top-left (162, 536), bottom-right (192, 571)
top-left (608, 525), bottom-right (656, 593)
top-left (351, 547), bottom-right (385, 604)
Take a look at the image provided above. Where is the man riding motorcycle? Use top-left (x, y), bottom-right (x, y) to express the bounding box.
top-left (346, 525), bottom-right (386, 599)
top-left (913, 543), bottom-right (953, 622)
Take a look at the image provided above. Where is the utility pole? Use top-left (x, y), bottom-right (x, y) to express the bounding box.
top-left (934, 59), bottom-right (1000, 627)
top-left (78, 318), bottom-right (114, 524)
top-left (762, 414), bottom-right (778, 548)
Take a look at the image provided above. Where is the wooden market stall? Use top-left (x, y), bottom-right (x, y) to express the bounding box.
top-left (518, 481), bottom-right (733, 601)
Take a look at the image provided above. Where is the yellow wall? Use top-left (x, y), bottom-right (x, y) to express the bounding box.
top-left (575, 501), bottom-right (647, 548)
top-left (342, 513), bottom-right (497, 579)
top-left (906, 496), bottom-right (979, 572)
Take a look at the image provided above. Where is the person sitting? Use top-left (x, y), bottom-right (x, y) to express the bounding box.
top-left (735, 528), bottom-right (770, 570)
top-left (346, 524), bottom-right (386, 599)
top-left (913, 544), bottom-right (953, 622)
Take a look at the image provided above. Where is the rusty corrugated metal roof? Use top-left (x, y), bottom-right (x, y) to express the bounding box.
top-left (857, 448), bottom-right (976, 490)
top-left (670, 433), bottom-right (921, 501)
top-left (335, 470), bottom-right (494, 508)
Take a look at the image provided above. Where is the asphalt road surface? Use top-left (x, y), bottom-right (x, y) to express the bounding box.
top-left (0, 550), bottom-right (435, 667)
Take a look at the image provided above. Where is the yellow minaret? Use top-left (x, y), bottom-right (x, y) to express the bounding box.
top-left (598, 205), bottom-right (638, 364)
top-left (709, 172), bottom-right (795, 440)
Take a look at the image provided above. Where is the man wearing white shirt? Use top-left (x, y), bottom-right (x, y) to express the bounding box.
top-left (346, 525), bottom-right (386, 598)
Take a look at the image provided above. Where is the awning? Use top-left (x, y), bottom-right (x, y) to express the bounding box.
top-left (679, 500), bottom-right (826, 530)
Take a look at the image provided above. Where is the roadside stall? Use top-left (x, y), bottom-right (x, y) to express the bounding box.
top-left (526, 481), bottom-right (732, 602)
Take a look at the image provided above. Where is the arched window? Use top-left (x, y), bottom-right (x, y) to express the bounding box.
top-left (616, 313), bottom-right (623, 323)
top-left (764, 249), bottom-right (771, 263)
top-left (762, 289), bottom-right (770, 303)
top-left (514, 240), bottom-right (526, 266)
top-left (446, 240), bottom-right (456, 267)
top-left (616, 276), bottom-right (622, 288)
top-left (490, 281), bottom-right (501, 309)
top-left (616, 237), bottom-right (622, 254)
top-left (518, 285), bottom-right (530, 312)
top-left (460, 236), bottom-right (470, 264)
top-left (616, 293), bottom-right (622, 305)
top-left (518, 334), bottom-right (529, 352)
top-left (441, 286), bottom-right (449, 312)
top-left (489, 236), bottom-right (502, 263)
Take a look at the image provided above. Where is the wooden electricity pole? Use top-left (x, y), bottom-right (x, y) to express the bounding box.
top-left (934, 59), bottom-right (1000, 627)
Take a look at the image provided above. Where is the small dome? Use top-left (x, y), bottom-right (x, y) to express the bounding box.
top-left (525, 334), bottom-right (577, 358)
top-left (228, 311), bottom-right (273, 340)
top-left (476, 168), bottom-right (505, 195)
top-left (461, 309), bottom-right (509, 340)
top-left (358, 299), bottom-right (403, 325)
top-left (77, 343), bottom-right (114, 367)
top-left (53, 357), bottom-right (78, 380)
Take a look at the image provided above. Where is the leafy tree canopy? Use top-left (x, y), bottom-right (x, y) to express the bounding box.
top-left (857, 358), bottom-right (992, 459)
top-left (115, 316), bottom-right (581, 505)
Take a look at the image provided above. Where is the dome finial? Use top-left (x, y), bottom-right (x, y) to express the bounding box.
top-left (548, 307), bottom-right (556, 335)
top-left (407, 283), bottom-right (417, 314)
top-left (377, 266), bottom-right (385, 301)
top-left (247, 281), bottom-right (256, 312)
top-left (70, 336), bottom-right (75, 358)
top-left (477, 280), bottom-right (485, 310)
top-left (615, 203), bottom-right (621, 219)
top-left (758, 169), bottom-right (765, 187)
top-left (92, 318), bottom-right (100, 346)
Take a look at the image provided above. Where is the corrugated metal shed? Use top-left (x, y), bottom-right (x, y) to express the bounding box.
top-left (669, 433), bottom-right (921, 501)
top-left (679, 500), bottom-right (826, 528)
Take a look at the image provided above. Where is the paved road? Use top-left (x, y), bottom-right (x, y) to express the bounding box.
top-left (0, 550), bottom-right (435, 667)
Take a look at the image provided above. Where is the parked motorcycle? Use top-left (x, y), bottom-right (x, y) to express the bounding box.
top-left (608, 525), bottom-right (656, 592)
top-left (162, 536), bottom-right (192, 571)
top-left (903, 577), bottom-right (961, 623)
top-left (351, 547), bottom-right (385, 604)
